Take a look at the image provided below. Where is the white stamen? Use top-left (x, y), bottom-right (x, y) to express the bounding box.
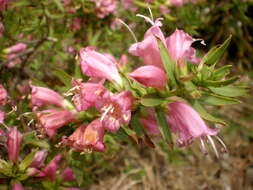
top-left (215, 136), bottom-right (228, 152)
top-left (118, 19), bottom-right (138, 43)
top-left (27, 119), bottom-right (34, 127)
top-left (148, 7), bottom-right (154, 23)
top-left (199, 138), bottom-right (208, 155)
top-left (207, 136), bottom-right (219, 158)
top-left (136, 14), bottom-right (155, 25)
top-left (100, 105), bottom-right (113, 122)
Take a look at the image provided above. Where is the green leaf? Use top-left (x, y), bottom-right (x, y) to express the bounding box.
top-left (200, 92), bottom-right (241, 106)
top-left (212, 65), bottom-right (232, 80)
top-left (23, 132), bottom-right (50, 149)
top-left (53, 0), bottom-right (65, 12)
top-left (155, 108), bottom-right (172, 143)
top-left (130, 115), bottom-right (145, 136)
top-left (203, 76), bottom-right (240, 87)
top-left (199, 35), bottom-right (232, 66)
top-left (192, 101), bottom-right (227, 125)
top-left (157, 38), bottom-right (177, 87)
top-left (140, 96), bottom-right (165, 107)
top-left (19, 150), bottom-right (37, 171)
top-left (53, 68), bottom-right (72, 87)
top-left (209, 86), bottom-right (247, 97)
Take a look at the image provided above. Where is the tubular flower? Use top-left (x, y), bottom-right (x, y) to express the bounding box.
top-left (79, 46), bottom-right (122, 87)
top-left (92, 0), bottom-right (117, 18)
top-left (166, 29), bottom-right (200, 64)
top-left (7, 127), bottom-right (22, 163)
top-left (0, 84), bottom-right (7, 106)
top-left (30, 150), bottom-right (48, 168)
top-left (64, 119), bottom-right (105, 152)
top-left (37, 154), bottom-right (62, 181)
top-left (36, 109), bottom-right (77, 137)
top-left (61, 168), bottom-right (76, 181)
top-left (139, 108), bottom-right (160, 136)
top-left (129, 65), bottom-right (167, 89)
top-left (31, 86), bottom-right (65, 108)
top-left (128, 24), bottom-right (166, 69)
top-left (98, 91), bottom-right (133, 132)
top-left (4, 43), bottom-right (27, 54)
top-left (72, 80), bottom-right (109, 112)
top-left (12, 183), bottom-right (25, 190)
top-left (166, 102), bottom-right (226, 157)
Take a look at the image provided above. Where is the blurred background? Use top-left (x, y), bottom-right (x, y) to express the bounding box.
top-left (0, 0), bottom-right (253, 189)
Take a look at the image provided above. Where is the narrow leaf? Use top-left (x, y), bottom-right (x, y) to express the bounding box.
top-left (157, 38), bottom-right (177, 87)
top-left (155, 108), bottom-right (172, 143)
top-left (199, 35), bottom-right (232, 66)
top-left (192, 101), bottom-right (227, 125)
top-left (209, 86), bottom-right (247, 97)
top-left (204, 76), bottom-right (239, 87)
top-left (53, 68), bottom-right (72, 87)
top-left (19, 150), bottom-right (37, 171)
top-left (200, 92), bottom-right (241, 106)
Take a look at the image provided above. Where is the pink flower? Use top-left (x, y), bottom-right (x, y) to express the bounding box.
top-left (72, 80), bottom-right (109, 112)
top-left (139, 108), bottom-right (160, 136)
top-left (129, 65), bottom-right (167, 89)
top-left (0, 84), bottom-right (7, 106)
top-left (92, 0), bottom-right (117, 18)
top-left (0, 22), bottom-right (4, 38)
top-left (31, 86), bottom-right (65, 108)
top-left (30, 150), bottom-right (47, 168)
top-left (61, 168), bottom-right (76, 181)
top-left (38, 154), bottom-right (62, 181)
top-left (36, 109), bottom-right (77, 137)
top-left (0, 0), bottom-right (9, 12)
top-left (7, 127), bottom-right (22, 163)
top-left (170, 0), bottom-right (187, 7)
top-left (128, 25), bottom-right (166, 69)
top-left (64, 119), bottom-right (105, 152)
top-left (80, 47), bottom-right (122, 87)
top-left (166, 29), bottom-right (200, 64)
top-left (98, 91), bottom-right (133, 132)
top-left (0, 111), bottom-right (5, 124)
top-left (12, 183), bottom-right (24, 190)
top-left (5, 43), bottom-right (27, 54)
top-left (159, 5), bottom-right (170, 15)
top-left (70, 18), bottom-right (81, 32)
top-left (166, 102), bottom-right (225, 157)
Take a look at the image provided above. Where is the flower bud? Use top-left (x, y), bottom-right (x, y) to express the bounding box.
top-left (7, 127), bottom-right (22, 163)
top-left (4, 43), bottom-right (27, 54)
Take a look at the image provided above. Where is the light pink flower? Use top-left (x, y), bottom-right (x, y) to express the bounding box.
top-left (72, 80), bottom-right (109, 112)
top-left (36, 109), bottom-right (76, 137)
top-left (7, 127), bottom-right (22, 163)
top-left (61, 168), bottom-right (76, 181)
top-left (70, 18), bottom-right (81, 32)
top-left (166, 29), bottom-right (200, 64)
top-left (0, 22), bottom-right (4, 38)
top-left (0, 0), bottom-right (9, 12)
top-left (98, 91), bottom-right (133, 132)
top-left (129, 65), bottom-right (167, 89)
top-left (139, 108), bottom-right (160, 136)
top-left (12, 183), bottom-right (24, 190)
top-left (0, 111), bottom-right (5, 124)
top-left (166, 102), bottom-right (225, 157)
top-left (159, 5), bottom-right (170, 15)
top-left (30, 150), bottom-right (47, 168)
top-left (170, 0), bottom-right (187, 7)
top-left (92, 0), bottom-right (117, 18)
top-left (64, 119), bottom-right (105, 152)
top-left (38, 154), bottom-right (62, 181)
top-left (0, 84), bottom-right (7, 106)
top-left (128, 25), bottom-right (166, 69)
top-left (31, 86), bottom-right (65, 108)
top-left (5, 43), bottom-right (27, 54)
top-left (80, 47), bottom-right (122, 86)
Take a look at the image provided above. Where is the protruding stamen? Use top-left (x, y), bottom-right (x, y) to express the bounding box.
top-left (148, 7), bottom-right (154, 23)
top-left (100, 104), bottom-right (113, 122)
top-left (215, 136), bottom-right (228, 153)
top-left (136, 14), bottom-right (155, 25)
top-left (207, 136), bottom-right (219, 158)
top-left (199, 138), bottom-right (208, 156)
top-left (118, 19), bottom-right (138, 43)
